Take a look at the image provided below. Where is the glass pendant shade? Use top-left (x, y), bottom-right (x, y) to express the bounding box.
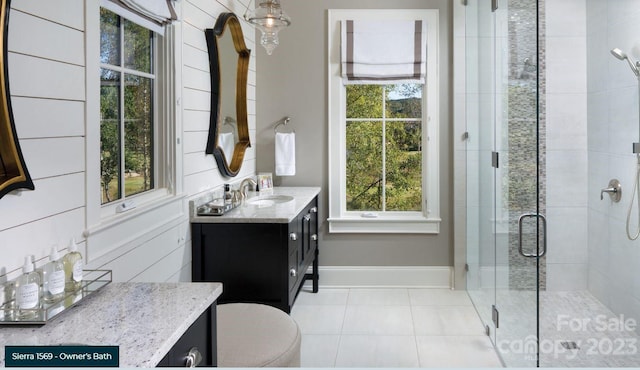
top-left (244, 0), bottom-right (291, 55)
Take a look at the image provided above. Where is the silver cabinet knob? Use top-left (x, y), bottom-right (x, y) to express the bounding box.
top-left (185, 347), bottom-right (202, 367)
top-left (311, 234), bottom-right (318, 241)
top-left (310, 207), bottom-right (318, 213)
top-left (289, 269), bottom-right (297, 277)
top-left (289, 232), bottom-right (297, 241)
top-left (304, 214), bottom-right (311, 221)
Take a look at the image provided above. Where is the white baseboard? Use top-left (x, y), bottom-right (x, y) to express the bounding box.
top-left (304, 266), bottom-right (452, 289)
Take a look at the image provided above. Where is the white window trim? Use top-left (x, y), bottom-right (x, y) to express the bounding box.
top-left (84, 0), bottom-right (184, 262)
top-left (327, 9), bottom-right (440, 234)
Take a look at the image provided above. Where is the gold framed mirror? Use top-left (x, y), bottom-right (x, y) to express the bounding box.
top-left (205, 13), bottom-right (251, 177)
top-left (0, 0), bottom-right (34, 199)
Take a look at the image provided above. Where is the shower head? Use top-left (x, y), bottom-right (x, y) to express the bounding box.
top-left (611, 47), bottom-right (640, 77)
top-left (611, 47), bottom-right (627, 60)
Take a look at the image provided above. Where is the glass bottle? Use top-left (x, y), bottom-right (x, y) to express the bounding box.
top-left (43, 245), bottom-right (65, 302)
top-left (16, 255), bottom-right (41, 319)
top-left (0, 282), bottom-right (5, 320)
top-left (63, 238), bottom-right (83, 292)
top-left (224, 184), bottom-right (233, 205)
top-left (2, 281), bottom-right (15, 320)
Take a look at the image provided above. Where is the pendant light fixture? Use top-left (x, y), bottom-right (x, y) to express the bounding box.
top-left (243, 0), bottom-right (291, 55)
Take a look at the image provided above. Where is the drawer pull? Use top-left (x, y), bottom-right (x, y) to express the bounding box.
top-left (304, 214), bottom-right (311, 221)
top-left (185, 347), bottom-right (202, 367)
top-left (290, 268), bottom-right (297, 277)
top-left (311, 234), bottom-right (318, 241)
top-left (289, 233), bottom-right (297, 241)
top-left (310, 207), bottom-right (318, 213)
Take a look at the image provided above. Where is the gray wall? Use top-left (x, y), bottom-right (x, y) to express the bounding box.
top-left (255, 0), bottom-right (453, 267)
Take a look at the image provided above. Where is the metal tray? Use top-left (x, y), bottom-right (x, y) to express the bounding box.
top-left (0, 269), bottom-right (112, 325)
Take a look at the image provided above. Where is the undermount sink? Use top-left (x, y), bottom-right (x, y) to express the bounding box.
top-left (245, 195), bottom-right (294, 207)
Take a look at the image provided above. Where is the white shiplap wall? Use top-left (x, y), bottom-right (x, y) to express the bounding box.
top-left (0, 0), bottom-right (256, 283)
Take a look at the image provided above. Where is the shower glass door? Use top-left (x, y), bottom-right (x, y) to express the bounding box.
top-left (465, 0), bottom-right (498, 347)
top-left (466, 0), bottom-right (541, 367)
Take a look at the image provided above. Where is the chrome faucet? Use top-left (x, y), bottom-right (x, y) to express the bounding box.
top-left (239, 178), bottom-right (257, 200)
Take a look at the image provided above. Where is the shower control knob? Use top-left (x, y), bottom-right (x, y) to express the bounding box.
top-left (600, 179), bottom-right (622, 202)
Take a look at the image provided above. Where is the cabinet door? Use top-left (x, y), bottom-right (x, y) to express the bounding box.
top-left (302, 198), bottom-right (318, 263)
top-left (199, 223), bottom-right (284, 304)
top-left (288, 219), bottom-right (301, 291)
top-left (158, 306), bottom-right (216, 367)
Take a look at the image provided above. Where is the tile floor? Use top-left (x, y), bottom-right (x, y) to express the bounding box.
top-left (470, 289), bottom-right (640, 367)
top-left (291, 288), bottom-right (503, 368)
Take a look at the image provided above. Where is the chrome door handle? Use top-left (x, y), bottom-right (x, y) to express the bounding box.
top-left (518, 213), bottom-right (547, 258)
top-left (185, 347), bottom-right (202, 367)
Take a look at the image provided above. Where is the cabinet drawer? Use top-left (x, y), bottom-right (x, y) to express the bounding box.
top-left (158, 306), bottom-right (216, 367)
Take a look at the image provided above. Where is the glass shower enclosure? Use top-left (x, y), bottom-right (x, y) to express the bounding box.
top-left (465, 0), bottom-right (640, 367)
top-left (465, 0), bottom-right (541, 367)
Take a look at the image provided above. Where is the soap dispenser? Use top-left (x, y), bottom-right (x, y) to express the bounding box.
top-left (63, 238), bottom-right (83, 292)
top-left (224, 184), bottom-right (233, 205)
top-left (43, 245), bottom-right (65, 302)
top-left (16, 255), bottom-right (41, 319)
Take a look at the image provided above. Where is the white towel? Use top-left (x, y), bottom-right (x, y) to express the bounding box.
top-left (218, 132), bottom-right (235, 162)
top-left (275, 132), bottom-right (296, 176)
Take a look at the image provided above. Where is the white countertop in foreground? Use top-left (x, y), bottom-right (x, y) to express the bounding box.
top-left (0, 282), bottom-right (222, 367)
top-left (191, 186), bottom-right (321, 224)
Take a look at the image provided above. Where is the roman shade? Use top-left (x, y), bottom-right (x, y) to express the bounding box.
top-left (341, 19), bottom-right (427, 84)
top-left (101, 0), bottom-right (177, 35)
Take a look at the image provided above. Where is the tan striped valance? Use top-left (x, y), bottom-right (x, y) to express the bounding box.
top-left (341, 19), bottom-right (426, 84)
top-left (102, 0), bottom-right (177, 35)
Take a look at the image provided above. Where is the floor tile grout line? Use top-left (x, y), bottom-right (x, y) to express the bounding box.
top-left (296, 289), bottom-right (504, 367)
top-left (408, 299), bottom-right (423, 367)
top-left (332, 288), bottom-right (352, 368)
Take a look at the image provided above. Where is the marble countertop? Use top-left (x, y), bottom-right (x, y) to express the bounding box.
top-left (0, 282), bottom-right (223, 367)
top-left (190, 186), bottom-right (321, 224)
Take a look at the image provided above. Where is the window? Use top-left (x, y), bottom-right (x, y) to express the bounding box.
top-left (84, 1), bottom-right (181, 260)
top-left (100, 8), bottom-right (156, 205)
top-left (346, 83), bottom-right (423, 212)
top-left (328, 9), bottom-right (440, 233)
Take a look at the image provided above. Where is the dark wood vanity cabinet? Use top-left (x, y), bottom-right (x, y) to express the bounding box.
top-left (192, 196), bottom-right (319, 313)
top-left (157, 305), bottom-right (217, 367)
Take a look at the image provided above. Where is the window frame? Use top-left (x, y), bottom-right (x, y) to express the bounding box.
top-left (99, 10), bottom-right (159, 209)
top-left (327, 9), bottom-right (440, 234)
top-left (85, 0), bottom-right (183, 259)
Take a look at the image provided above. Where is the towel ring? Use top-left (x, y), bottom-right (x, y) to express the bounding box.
top-left (274, 116), bottom-right (294, 133)
top-left (223, 116), bottom-right (236, 127)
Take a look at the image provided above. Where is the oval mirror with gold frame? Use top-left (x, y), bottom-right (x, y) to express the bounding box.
top-left (0, 0), bottom-right (34, 199)
top-left (205, 12), bottom-right (251, 177)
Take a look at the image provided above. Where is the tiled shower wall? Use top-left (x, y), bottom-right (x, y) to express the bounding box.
top-left (586, 0), bottom-right (640, 322)
top-left (507, 0), bottom-right (590, 292)
top-left (544, 0), bottom-right (588, 291)
top-left (507, 0), bottom-right (547, 291)
top-left (465, 0), bottom-right (590, 292)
